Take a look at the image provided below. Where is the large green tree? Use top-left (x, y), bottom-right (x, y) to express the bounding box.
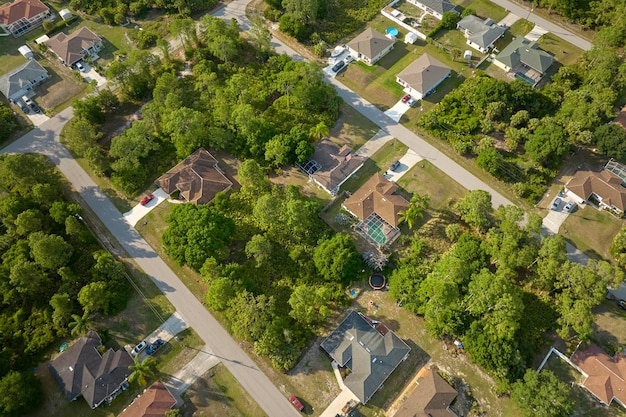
top-left (0, 371), bottom-right (42, 417)
top-left (511, 369), bottom-right (574, 417)
top-left (313, 234), bottom-right (361, 285)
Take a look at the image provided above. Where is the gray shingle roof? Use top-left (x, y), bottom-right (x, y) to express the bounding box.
top-left (416, 0), bottom-right (457, 15)
top-left (396, 53), bottom-right (451, 95)
top-left (321, 311), bottom-right (410, 403)
top-left (0, 59), bottom-right (48, 99)
top-left (457, 15), bottom-right (507, 50)
top-left (347, 28), bottom-right (394, 61)
top-left (48, 331), bottom-right (134, 409)
top-left (495, 36), bottom-right (555, 74)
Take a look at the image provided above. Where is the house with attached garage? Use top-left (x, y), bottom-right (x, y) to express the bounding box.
top-left (407, 0), bottom-right (457, 20)
top-left (0, 59), bottom-right (48, 102)
top-left (565, 160), bottom-right (626, 216)
top-left (456, 15), bottom-right (507, 53)
top-left (321, 311), bottom-right (410, 403)
top-left (493, 37), bottom-right (555, 87)
top-left (347, 28), bottom-right (395, 66)
top-left (45, 26), bottom-right (103, 67)
top-left (394, 367), bottom-right (458, 417)
top-left (396, 53), bottom-right (451, 100)
top-left (118, 381), bottom-right (177, 417)
top-left (0, 0), bottom-right (50, 37)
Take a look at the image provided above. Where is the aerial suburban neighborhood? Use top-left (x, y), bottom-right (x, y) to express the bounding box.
top-left (0, 0), bottom-right (626, 417)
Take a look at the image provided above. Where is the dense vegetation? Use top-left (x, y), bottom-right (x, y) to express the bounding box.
top-left (66, 16), bottom-right (340, 196)
top-left (389, 190), bottom-right (623, 387)
top-left (69, 0), bottom-right (218, 21)
top-left (0, 154), bottom-right (131, 416)
top-left (420, 37), bottom-right (626, 201)
top-left (163, 160), bottom-right (361, 370)
top-left (0, 104), bottom-right (19, 143)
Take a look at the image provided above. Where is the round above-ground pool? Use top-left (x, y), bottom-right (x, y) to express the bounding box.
top-left (369, 274), bottom-right (386, 290)
top-left (386, 27), bottom-right (399, 37)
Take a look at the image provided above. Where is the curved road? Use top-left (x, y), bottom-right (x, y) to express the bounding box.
top-left (1, 119), bottom-right (301, 417)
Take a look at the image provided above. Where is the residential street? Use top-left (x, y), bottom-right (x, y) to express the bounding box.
top-left (1, 114), bottom-right (301, 417)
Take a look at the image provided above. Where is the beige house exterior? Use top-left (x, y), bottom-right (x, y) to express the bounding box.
top-left (347, 28), bottom-right (395, 66)
top-left (396, 53), bottom-right (451, 99)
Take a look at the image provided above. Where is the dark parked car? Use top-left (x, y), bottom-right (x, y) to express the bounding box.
top-left (289, 395), bottom-right (304, 412)
top-left (146, 338), bottom-right (164, 355)
top-left (29, 103), bottom-right (41, 113)
top-left (17, 101), bottom-right (29, 113)
top-left (390, 160), bottom-right (401, 171)
top-left (140, 193), bottom-right (154, 206)
top-left (332, 60), bottom-right (345, 72)
top-left (618, 299), bottom-right (626, 310)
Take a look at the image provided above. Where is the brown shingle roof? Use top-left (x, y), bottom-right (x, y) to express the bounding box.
top-left (347, 28), bottom-right (394, 61)
top-left (309, 140), bottom-right (365, 195)
top-left (566, 168), bottom-right (626, 211)
top-left (614, 106), bottom-right (626, 130)
top-left (571, 344), bottom-right (626, 407)
top-left (118, 381), bottom-right (176, 417)
top-left (343, 175), bottom-right (409, 227)
top-left (397, 53), bottom-right (451, 96)
top-left (156, 148), bottom-right (232, 204)
top-left (394, 369), bottom-right (457, 417)
top-left (45, 26), bottom-right (101, 65)
top-left (0, 0), bottom-right (48, 25)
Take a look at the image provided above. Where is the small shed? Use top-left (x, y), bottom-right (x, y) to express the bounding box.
top-left (405, 32), bottom-right (418, 44)
top-left (59, 9), bottom-right (72, 21)
top-left (18, 45), bottom-right (33, 59)
top-left (35, 35), bottom-right (49, 45)
top-left (463, 49), bottom-right (473, 60)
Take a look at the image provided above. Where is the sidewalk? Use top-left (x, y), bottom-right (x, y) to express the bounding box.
top-left (355, 129), bottom-right (393, 159)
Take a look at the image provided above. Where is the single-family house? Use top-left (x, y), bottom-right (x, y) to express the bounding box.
top-left (566, 161), bottom-right (626, 215)
top-left (343, 174), bottom-right (409, 246)
top-left (347, 28), bottom-right (395, 66)
top-left (493, 37), bottom-right (555, 87)
top-left (406, 0), bottom-right (457, 20)
top-left (320, 311), bottom-right (411, 403)
top-left (298, 139), bottom-right (365, 196)
top-left (48, 330), bottom-right (134, 409)
top-left (394, 368), bottom-right (458, 417)
top-left (0, 59), bottom-right (48, 102)
top-left (118, 381), bottom-right (177, 417)
top-left (0, 0), bottom-right (50, 37)
top-left (456, 15), bottom-right (507, 53)
top-left (45, 26), bottom-right (103, 66)
top-left (396, 53), bottom-right (451, 99)
top-left (155, 148), bottom-right (233, 204)
top-left (571, 344), bottom-right (626, 410)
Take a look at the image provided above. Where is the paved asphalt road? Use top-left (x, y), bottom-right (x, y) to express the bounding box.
top-left (1, 118), bottom-right (301, 417)
top-left (490, 0), bottom-right (592, 50)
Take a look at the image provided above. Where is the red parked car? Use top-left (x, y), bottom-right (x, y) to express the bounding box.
top-left (140, 194), bottom-right (154, 206)
top-left (401, 94), bottom-right (411, 103)
top-left (289, 395), bottom-right (304, 412)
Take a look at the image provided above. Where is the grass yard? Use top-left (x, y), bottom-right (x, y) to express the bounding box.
top-left (453, 0), bottom-right (508, 22)
top-left (397, 159), bottom-right (467, 210)
top-left (559, 205), bottom-right (625, 260)
top-left (0, 24), bottom-right (48, 75)
top-left (538, 32), bottom-right (583, 66)
top-left (180, 364), bottom-right (269, 417)
top-left (339, 139), bottom-right (409, 193)
top-left (509, 19), bottom-right (533, 37)
top-left (328, 102), bottom-right (381, 151)
top-left (592, 300), bottom-right (626, 355)
top-left (270, 166), bottom-right (333, 207)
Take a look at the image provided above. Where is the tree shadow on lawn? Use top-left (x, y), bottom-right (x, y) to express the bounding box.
top-left (377, 42), bottom-right (410, 71)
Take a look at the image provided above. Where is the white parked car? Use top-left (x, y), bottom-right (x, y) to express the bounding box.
top-left (131, 340), bottom-right (147, 356)
top-left (75, 62), bottom-right (86, 72)
top-left (344, 54), bottom-right (354, 64)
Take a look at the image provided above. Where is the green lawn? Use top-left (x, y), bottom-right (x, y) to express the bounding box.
top-left (397, 159), bottom-right (467, 210)
top-left (510, 19), bottom-right (534, 37)
top-left (328, 102), bottom-right (381, 151)
top-left (0, 25), bottom-right (47, 75)
top-left (453, 0), bottom-right (508, 21)
top-left (538, 32), bottom-right (583, 66)
top-left (560, 205), bottom-right (625, 260)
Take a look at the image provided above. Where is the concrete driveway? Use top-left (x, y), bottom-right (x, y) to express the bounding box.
top-left (79, 63), bottom-right (107, 87)
top-left (27, 112), bottom-right (50, 127)
top-left (525, 25), bottom-right (548, 42)
top-left (498, 12), bottom-right (521, 28)
top-left (382, 149), bottom-right (423, 183)
top-left (122, 188), bottom-right (169, 226)
top-left (164, 346), bottom-right (220, 404)
top-left (355, 130), bottom-right (393, 158)
top-left (384, 99), bottom-right (412, 122)
top-left (542, 192), bottom-right (577, 234)
top-left (137, 312), bottom-right (189, 360)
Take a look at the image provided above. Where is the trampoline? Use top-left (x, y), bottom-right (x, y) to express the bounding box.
top-left (386, 27), bottom-right (399, 36)
top-left (369, 274), bottom-right (386, 290)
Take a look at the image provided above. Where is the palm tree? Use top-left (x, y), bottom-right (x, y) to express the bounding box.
top-left (398, 193), bottom-right (430, 229)
top-left (309, 122), bottom-right (329, 141)
top-left (69, 311), bottom-right (94, 336)
top-left (129, 355), bottom-right (158, 387)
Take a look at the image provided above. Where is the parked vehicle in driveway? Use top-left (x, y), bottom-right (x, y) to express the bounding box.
top-left (140, 194), bottom-right (154, 206)
top-left (289, 395), bottom-right (304, 412)
top-left (550, 197), bottom-right (562, 210)
top-left (22, 95), bottom-right (33, 106)
top-left (618, 299), bottom-right (626, 310)
top-left (75, 62), bottom-right (86, 72)
top-left (131, 340), bottom-right (147, 356)
top-left (563, 201), bottom-right (576, 213)
top-left (344, 54), bottom-right (354, 64)
top-left (29, 102), bottom-right (41, 113)
top-left (390, 160), bottom-right (401, 171)
top-left (146, 338), bottom-right (164, 355)
top-left (332, 60), bottom-right (345, 73)
top-left (401, 94), bottom-right (411, 103)
top-left (17, 101), bottom-right (29, 113)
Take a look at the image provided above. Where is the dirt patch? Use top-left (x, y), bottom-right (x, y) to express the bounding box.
top-left (35, 55), bottom-right (87, 112)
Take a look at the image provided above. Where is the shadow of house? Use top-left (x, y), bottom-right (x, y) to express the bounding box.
top-left (571, 344), bottom-right (626, 410)
top-left (0, 0), bottom-right (50, 37)
top-left (298, 139), bottom-right (365, 196)
top-left (343, 174), bottom-right (409, 247)
top-left (0, 59), bottom-right (48, 102)
top-left (45, 26), bottom-right (103, 67)
top-left (48, 330), bottom-right (134, 409)
top-left (155, 148), bottom-right (233, 204)
top-left (320, 311), bottom-right (411, 404)
top-left (118, 381), bottom-right (176, 417)
top-left (394, 368), bottom-right (458, 417)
